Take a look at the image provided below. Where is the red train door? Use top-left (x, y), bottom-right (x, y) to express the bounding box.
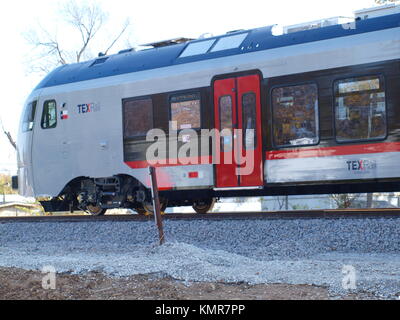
top-left (214, 74), bottom-right (263, 188)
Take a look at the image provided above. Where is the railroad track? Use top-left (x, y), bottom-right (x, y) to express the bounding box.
top-left (1, 209), bottom-right (400, 223)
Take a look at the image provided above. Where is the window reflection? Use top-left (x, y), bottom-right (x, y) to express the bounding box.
top-left (170, 93), bottom-right (201, 130)
top-left (335, 76), bottom-right (386, 142)
top-left (242, 92), bottom-right (256, 150)
top-left (219, 95), bottom-right (233, 151)
top-left (272, 84), bottom-right (319, 147)
top-left (123, 98), bottom-right (153, 137)
top-left (41, 100), bottom-right (57, 129)
top-left (22, 101), bottom-right (37, 132)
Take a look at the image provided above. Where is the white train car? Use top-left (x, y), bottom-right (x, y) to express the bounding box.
top-left (15, 6), bottom-right (400, 214)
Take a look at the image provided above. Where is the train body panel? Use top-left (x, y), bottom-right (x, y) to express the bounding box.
top-left (266, 143), bottom-right (400, 183)
top-left (31, 88), bottom-right (123, 196)
top-left (15, 10), bottom-right (400, 212)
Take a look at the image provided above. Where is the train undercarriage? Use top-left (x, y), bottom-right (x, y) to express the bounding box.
top-left (39, 175), bottom-right (216, 215)
top-left (38, 174), bottom-right (400, 216)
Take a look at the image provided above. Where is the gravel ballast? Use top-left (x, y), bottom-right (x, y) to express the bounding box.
top-left (0, 218), bottom-right (399, 299)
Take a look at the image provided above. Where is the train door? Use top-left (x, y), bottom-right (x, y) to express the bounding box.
top-left (213, 74), bottom-right (263, 188)
top-left (31, 98), bottom-right (63, 195)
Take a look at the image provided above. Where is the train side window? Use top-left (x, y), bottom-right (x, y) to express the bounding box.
top-left (242, 92), bottom-right (256, 150)
top-left (123, 98), bottom-right (153, 138)
top-left (170, 92), bottom-right (201, 130)
top-left (22, 101), bottom-right (37, 132)
top-left (272, 83), bottom-right (319, 147)
top-left (219, 95), bottom-right (233, 151)
top-left (41, 100), bottom-right (57, 129)
top-left (334, 76), bottom-right (387, 142)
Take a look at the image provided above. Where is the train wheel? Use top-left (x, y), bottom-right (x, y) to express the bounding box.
top-left (86, 205), bottom-right (107, 216)
top-left (142, 199), bottom-right (168, 215)
top-left (192, 198), bottom-right (216, 214)
top-left (135, 206), bottom-right (150, 216)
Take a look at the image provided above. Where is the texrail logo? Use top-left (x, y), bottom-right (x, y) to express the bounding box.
top-left (346, 160), bottom-right (377, 172)
top-left (77, 103), bottom-right (101, 114)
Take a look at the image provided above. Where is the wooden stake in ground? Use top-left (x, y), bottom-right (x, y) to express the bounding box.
top-left (149, 166), bottom-right (165, 245)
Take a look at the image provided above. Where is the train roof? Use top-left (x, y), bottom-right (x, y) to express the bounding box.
top-left (35, 12), bottom-right (400, 90)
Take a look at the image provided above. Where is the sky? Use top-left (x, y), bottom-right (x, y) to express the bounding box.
top-left (0, 0), bottom-right (378, 174)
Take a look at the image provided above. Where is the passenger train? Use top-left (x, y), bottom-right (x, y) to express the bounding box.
top-left (15, 5), bottom-right (400, 214)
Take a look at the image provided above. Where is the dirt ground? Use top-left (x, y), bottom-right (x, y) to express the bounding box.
top-left (0, 267), bottom-right (378, 300)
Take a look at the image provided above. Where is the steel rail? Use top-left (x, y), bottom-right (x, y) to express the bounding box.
top-left (1, 209), bottom-right (400, 224)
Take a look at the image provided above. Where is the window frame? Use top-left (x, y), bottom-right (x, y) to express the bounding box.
top-left (22, 100), bottom-right (37, 132)
top-left (270, 81), bottom-right (321, 149)
top-left (218, 94), bottom-right (234, 152)
top-left (40, 100), bottom-right (57, 130)
top-left (122, 96), bottom-right (154, 139)
top-left (241, 91), bottom-right (258, 150)
top-left (332, 74), bottom-right (388, 144)
top-left (169, 91), bottom-right (202, 131)
top-left (218, 94), bottom-right (233, 129)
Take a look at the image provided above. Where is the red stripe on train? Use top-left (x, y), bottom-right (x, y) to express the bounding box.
top-left (124, 142), bottom-right (400, 166)
top-left (266, 142), bottom-right (400, 160)
top-left (125, 156), bottom-right (213, 169)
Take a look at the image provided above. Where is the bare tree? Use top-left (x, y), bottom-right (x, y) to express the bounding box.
top-left (25, 0), bottom-right (132, 75)
top-left (0, 117), bottom-right (16, 151)
top-left (3, 0), bottom-right (133, 150)
top-left (366, 193), bottom-right (374, 208)
top-left (330, 194), bottom-right (360, 209)
top-left (375, 0), bottom-right (399, 4)
top-left (276, 195), bottom-right (289, 211)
